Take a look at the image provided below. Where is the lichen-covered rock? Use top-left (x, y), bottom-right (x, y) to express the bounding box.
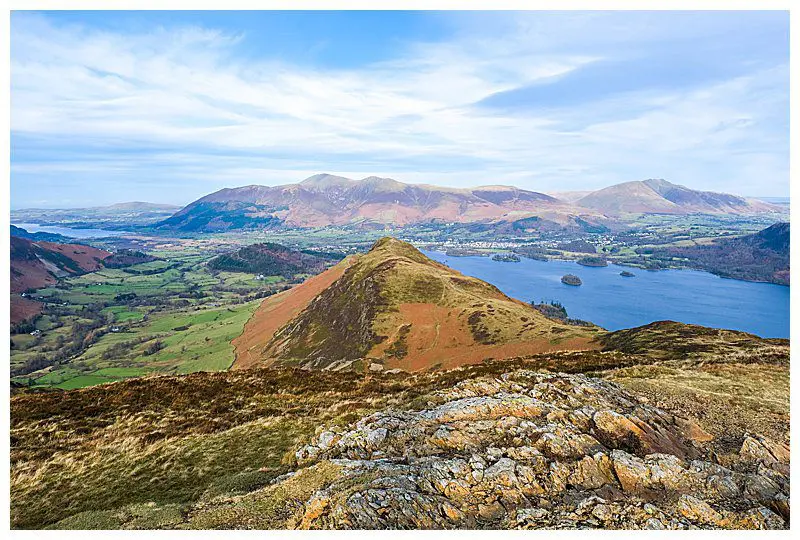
top-left (286, 371), bottom-right (789, 529)
top-left (740, 435), bottom-right (790, 476)
top-left (676, 495), bottom-right (723, 526)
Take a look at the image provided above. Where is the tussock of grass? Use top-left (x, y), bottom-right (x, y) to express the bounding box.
top-left (180, 462), bottom-right (343, 529)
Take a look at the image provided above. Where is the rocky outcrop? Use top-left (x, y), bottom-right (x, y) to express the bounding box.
top-left (287, 371), bottom-right (788, 529)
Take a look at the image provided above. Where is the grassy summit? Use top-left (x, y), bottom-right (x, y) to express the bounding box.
top-left (240, 237), bottom-right (602, 371)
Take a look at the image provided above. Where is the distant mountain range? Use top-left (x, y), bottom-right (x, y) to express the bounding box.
top-left (11, 202), bottom-right (182, 227)
top-left (14, 201), bottom-right (180, 214)
top-left (155, 175), bottom-right (784, 232)
top-left (156, 173), bottom-right (595, 231)
top-left (232, 237), bottom-right (601, 372)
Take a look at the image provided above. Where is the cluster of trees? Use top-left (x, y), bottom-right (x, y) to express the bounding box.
top-left (143, 339), bottom-right (165, 356)
top-left (530, 300), bottom-right (592, 327)
top-left (208, 242), bottom-right (335, 277)
top-left (11, 316), bottom-right (43, 335)
top-left (630, 223), bottom-right (789, 284)
top-left (556, 240), bottom-right (596, 254)
top-left (103, 249), bottom-right (157, 268)
top-left (576, 256), bottom-right (608, 267)
top-left (100, 337), bottom-right (152, 360)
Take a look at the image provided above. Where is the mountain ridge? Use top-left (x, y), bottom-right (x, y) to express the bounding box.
top-left (156, 175), bottom-right (783, 232)
top-left (155, 174), bottom-right (592, 231)
top-left (233, 237), bottom-right (602, 372)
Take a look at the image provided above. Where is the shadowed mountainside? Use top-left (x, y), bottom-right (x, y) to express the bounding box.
top-left (11, 236), bottom-right (111, 293)
top-left (654, 222), bottom-right (789, 285)
top-left (10, 234), bottom-right (157, 324)
top-left (10, 235), bottom-right (113, 324)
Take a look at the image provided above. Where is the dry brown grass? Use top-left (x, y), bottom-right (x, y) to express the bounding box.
top-left (12, 350), bottom-right (642, 529)
top-left (11, 326), bottom-right (789, 530)
top-left (606, 361), bottom-right (789, 457)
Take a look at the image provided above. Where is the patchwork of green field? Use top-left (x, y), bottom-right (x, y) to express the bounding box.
top-left (13, 301), bottom-right (261, 390)
top-left (216, 271), bottom-right (282, 289)
top-left (120, 259), bottom-right (176, 272)
top-left (11, 247), bottom-right (299, 390)
top-left (28, 256), bottom-right (284, 307)
top-left (36, 269), bottom-right (182, 304)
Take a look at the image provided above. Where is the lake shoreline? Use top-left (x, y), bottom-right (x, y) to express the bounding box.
top-left (11, 223), bottom-right (132, 239)
top-left (450, 250), bottom-right (789, 288)
top-left (423, 249), bottom-right (789, 338)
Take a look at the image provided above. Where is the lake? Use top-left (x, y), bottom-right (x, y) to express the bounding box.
top-left (422, 250), bottom-right (790, 338)
top-left (12, 223), bottom-right (129, 239)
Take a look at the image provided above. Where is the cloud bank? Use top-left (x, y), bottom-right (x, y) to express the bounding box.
top-left (11, 11), bottom-right (789, 207)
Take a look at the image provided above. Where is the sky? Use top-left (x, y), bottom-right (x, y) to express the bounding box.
top-left (10, 10), bottom-right (790, 208)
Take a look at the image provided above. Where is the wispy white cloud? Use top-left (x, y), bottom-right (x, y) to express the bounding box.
top-left (10, 11), bottom-right (789, 207)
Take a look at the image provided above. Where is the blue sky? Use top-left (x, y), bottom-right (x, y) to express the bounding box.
top-left (10, 10), bottom-right (789, 208)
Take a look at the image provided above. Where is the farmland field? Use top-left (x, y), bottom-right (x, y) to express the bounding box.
top-left (10, 243), bottom-right (296, 390)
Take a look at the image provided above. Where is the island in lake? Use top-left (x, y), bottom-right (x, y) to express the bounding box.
top-left (620, 270), bottom-right (635, 277)
top-left (492, 253), bottom-right (521, 263)
top-left (561, 274), bottom-right (582, 286)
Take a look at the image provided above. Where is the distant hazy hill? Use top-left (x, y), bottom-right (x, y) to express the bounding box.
top-left (575, 179), bottom-right (781, 216)
top-left (233, 237), bottom-right (601, 371)
top-left (156, 174), bottom-right (597, 231)
top-left (11, 202), bottom-right (182, 226)
top-left (103, 201), bottom-right (182, 212)
top-left (208, 242), bottom-right (342, 277)
top-left (10, 225), bottom-right (72, 243)
top-left (658, 222), bottom-right (789, 285)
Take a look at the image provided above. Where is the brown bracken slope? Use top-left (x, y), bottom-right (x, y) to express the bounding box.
top-left (10, 236), bottom-right (111, 293)
top-left (10, 236), bottom-right (111, 323)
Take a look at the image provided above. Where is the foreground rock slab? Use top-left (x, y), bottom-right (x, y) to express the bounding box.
top-left (288, 371), bottom-right (789, 529)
